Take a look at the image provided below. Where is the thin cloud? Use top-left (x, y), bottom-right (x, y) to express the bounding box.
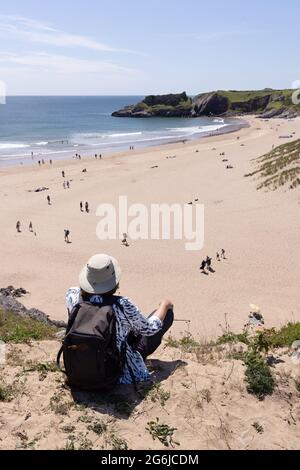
top-left (0, 14), bottom-right (139, 54)
top-left (158, 29), bottom-right (272, 41)
top-left (0, 52), bottom-right (137, 75)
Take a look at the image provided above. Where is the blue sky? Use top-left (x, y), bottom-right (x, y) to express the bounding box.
top-left (0, 0), bottom-right (299, 95)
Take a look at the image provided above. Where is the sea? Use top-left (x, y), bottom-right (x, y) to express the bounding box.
top-left (0, 96), bottom-right (244, 166)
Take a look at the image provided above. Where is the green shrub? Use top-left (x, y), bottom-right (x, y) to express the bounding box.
top-left (0, 382), bottom-right (14, 402)
top-left (267, 323), bottom-right (300, 347)
top-left (146, 418), bottom-right (179, 448)
top-left (217, 332), bottom-right (249, 345)
top-left (244, 352), bottom-right (275, 400)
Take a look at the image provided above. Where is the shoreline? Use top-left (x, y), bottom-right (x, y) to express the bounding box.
top-left (0, 117), bottom-right (248, 169)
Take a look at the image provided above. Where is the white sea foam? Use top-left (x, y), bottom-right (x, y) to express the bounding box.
top-left (167, 126), bottom-right (204, 134)
top-left (107, 132), bottom-right (142, 138)
top-left (198, 123), bottom-right (227, 132)
top-left (0, 143), bottom-right (30, 150)
top-left (75, 131), bottom-right (143, 139)
top-left (167, 123), bottom-right (227, 134)
top-left (35, 141), bottom-right (49, 146)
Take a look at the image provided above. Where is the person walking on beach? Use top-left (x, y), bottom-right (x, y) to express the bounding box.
top-left (99, 154), bottom-right (102, 159)
top-left (221, 249), bottom-right (226, 259)
top-left (85, 202), bottom-right (89, 213)
top-left (206, 256), bottom-right (212, 270)
top-left (122, 233), bottom-right (129, 247)
top-left (38, 160), bottom-right (41, 166)
top-left (47, 195), bottom-right (51, 205)
top-left (80, 201), bottom-right (83, 212)
top-left (63, 181), bottom-right (66, 189)
top-left (62, 170), bottom-right (65, 178)
top-left (16, 221), bottom-right (21, 233)
top-left (64, 229), bottom-right (70, 243)
top-left (95, 154), bottom-right (97, 159)
top-left (50, 159), bottom-right (52, 165)
top-left (216, 252), bottom-right (220, 262)
top-left (29, 221), bottom-right (33, 232)
top-left (200, 260), bottom-right (206, 272)
top-left (66, 181), bottom-right (70, 189)
top-left (63, 254), bottom-right (174, 389)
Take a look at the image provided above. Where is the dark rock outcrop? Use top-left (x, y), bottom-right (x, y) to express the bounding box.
top-left (230, 95), bottom-right (271, 113)
top-left (0, 286), bottom-right (28, 298)
top-left (143, 92), bottom-right (189, 107)
top-left (260, 108), bottom-right (299, 119)
top-left (191, 92), bottom-right (229, 116)
top-left (112, 92), bottom-right (192, 118)
top-left (0, 286), bottom-right (66, 328)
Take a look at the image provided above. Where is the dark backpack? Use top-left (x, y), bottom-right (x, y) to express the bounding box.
top-left (57, 296), bottom-right (126, 391)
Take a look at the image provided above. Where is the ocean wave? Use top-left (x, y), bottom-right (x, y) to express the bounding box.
top-left (167, 126), bottom-right (204, 134)
top-left (167, 123), bottom-right (227, 134)
top-left (198, 123), bottom-right (227, 132)
top-left (35, 141), bottom-right (49, 146)
top-left (0, 143), bottom-right (30, 150)
top-left (107, 132), bottom-right (142, 138)
top-left (74, 131), bottom-right (143, 140)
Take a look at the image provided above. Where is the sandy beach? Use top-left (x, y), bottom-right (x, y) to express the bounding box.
top-left (0, 116), bottom-right (299, 339)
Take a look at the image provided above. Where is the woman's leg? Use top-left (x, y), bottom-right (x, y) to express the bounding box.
top-left (134, 309), bottom-right (174, 359)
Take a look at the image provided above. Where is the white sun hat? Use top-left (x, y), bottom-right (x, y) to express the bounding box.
top-left (249, 304), bottom-right (261, 314)
top-left (79, 254), bottom-right (121, 294)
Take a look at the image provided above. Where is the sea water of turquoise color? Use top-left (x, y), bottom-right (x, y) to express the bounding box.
top-left (0, 96), bottom-right (239, 166)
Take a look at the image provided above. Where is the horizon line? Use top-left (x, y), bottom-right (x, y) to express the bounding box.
top-left (4, 88), bottom-right (292, 98)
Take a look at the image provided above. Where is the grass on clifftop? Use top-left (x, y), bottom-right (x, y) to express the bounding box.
top-left (218, 89), bottom-right (276, 103)
top-left (218, 89), bottom-right (300, 113)
top-left (245, 138), bottom-right (300, 191)
top-left (0, 308), bottom-right (58, 343)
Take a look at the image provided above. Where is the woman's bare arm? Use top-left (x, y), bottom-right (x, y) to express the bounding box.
top-left (154, 299), bottom-right (174, 322)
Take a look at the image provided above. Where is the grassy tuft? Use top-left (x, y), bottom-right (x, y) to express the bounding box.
top-left (0, 382), bottom-right (14, 402)
top-left (246, 139), bottom-right (300, 191)
top-left (165, 333), bottom-right (201, 352)
top-left (24, 361), bottom-right (60, 381)
top-left (88, 420), bottom-right (108, 436)
top-left (0, 308), bottom-right (58, 343)
top-left (267, 323), bottom-right (300, 348)
top-left (252, 422), bottom-right (264, 434)
top-left (217, 332), bottom-right (249, 345)
top-left (146, 417), bottom-right (179, 448)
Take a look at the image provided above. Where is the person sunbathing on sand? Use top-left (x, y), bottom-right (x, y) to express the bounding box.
top-left (65, 254), bottom-right (174, 385)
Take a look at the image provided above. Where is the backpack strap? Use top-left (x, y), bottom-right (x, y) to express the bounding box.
top-left (56, 345), bottom-right (65, 372)
top-left (56, 303), bottom-right (81, 371)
